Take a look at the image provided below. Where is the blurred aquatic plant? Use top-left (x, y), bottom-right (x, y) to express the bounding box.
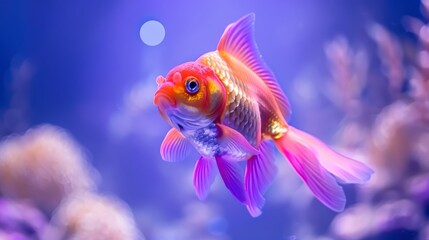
top-left (324, 36), bottom-right (369, 117)
top-left (365, 3), bottom-right (429, 193)
top-left (331, 199), bottom-right (424, 239)
top-left (366, 101), bottom-right (426, 191)
top-left (324, 37), bottom-right (371, 152)
top-left (0, 198), bottom-right (47, 239)
top-left (0, 124), bottom-right (143, 239)
top-left (0, 124), bottom-right (97, 213)
top-left (326, 1), bottom-right (429, 239)
top-left (45, 192), bottom-right (142, 240)
top-left (0, 49), bottom-right (143, 239)
top-left (368, 23), bottom-right (405, 100)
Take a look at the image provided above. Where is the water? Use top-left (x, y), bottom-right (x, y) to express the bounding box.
top-left (0, 1), bottom-right (427, 239)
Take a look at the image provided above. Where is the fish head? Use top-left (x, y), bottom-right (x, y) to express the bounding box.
top-left (154, 62), bottom-right (226, 131)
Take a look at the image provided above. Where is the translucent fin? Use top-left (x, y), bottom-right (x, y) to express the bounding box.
top-left (217, 124), bottom-right (259, 161)
top-left (193, 157), bottom-right (216, 200)
top-left (274, 128), bottom-right (346, 212)
top-left (217, 13), bottom-right (291, 117)
top-left (160, 128), bottom-right (193, 162)
top-left (216, 156), bottom-right (246, 203)
top-left (245, 141), bottom-right (277, 217)
top-left (288, 127), bottom-right (374, 184)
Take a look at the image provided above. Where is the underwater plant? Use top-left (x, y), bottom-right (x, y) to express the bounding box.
top-left (325, 1), bottom-right (429, 239)
top-left (45, 192), bottom-right (142, 240)
top-left (0, 125), bottom-right (143, 239)
top-left (0, 125), bottom-right (97, 213)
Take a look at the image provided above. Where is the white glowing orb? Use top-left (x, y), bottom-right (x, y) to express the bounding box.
top-left (140, 20), bottom-right (165, 46)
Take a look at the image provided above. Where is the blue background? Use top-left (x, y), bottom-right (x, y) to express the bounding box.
top-left (0, 1), bottom-right (425, 239)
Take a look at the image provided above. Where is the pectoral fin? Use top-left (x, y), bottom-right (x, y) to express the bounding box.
top-left (160, 128), bottom-right (193, 162)
top-left (217, 124), bottom-right (259, 161)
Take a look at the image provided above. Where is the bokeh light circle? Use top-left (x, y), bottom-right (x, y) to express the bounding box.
top-left (140, 20), bottom-right (165, 46)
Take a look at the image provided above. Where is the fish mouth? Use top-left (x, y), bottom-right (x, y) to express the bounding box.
top-left (154, 82), bottom-right (178, 128)
top-left (154, 82), bottom-right (176, 110)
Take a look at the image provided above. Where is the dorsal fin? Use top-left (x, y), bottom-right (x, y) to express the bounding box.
top-left (217, 13), bottom-right (291, 117)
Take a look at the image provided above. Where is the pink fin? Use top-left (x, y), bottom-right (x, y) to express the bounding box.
top-left (217, 13), bottom-right (291, 117)
top-left (193, 157), bottom-right (216, 200)
top-left (245, 141), bottom-right (277, 217)
top-left (274, 128), bottom-right (346, 212)
top-left (289, 127), bottom-right (373, 184)
top-left (217, 124), bottom-right (259, 161)
top-left (216, 156), bottom-right (246, 203)
top-left (160, 128), bottom-right (193, 162)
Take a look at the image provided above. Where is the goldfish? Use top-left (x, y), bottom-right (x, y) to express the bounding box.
top-left (153, 13), bottom-right (373, 217)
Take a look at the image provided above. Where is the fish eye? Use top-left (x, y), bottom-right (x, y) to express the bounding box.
top-left (185, 78), bottom-right (199, 94)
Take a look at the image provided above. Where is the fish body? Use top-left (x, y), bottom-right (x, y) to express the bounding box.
top-left (198, 51), bottom-right (287, 143)
top-left (154, 14), bottom-right (373, 217)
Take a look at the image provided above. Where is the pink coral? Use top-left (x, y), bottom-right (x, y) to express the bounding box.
top-left (46, 193), bottom-right (142, 240)
top-left (0, 125), bottom-right (97, 212)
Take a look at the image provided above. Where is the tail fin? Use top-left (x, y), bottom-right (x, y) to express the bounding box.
top-left (274, 126), bottom-right (373, 212)
top-left (290, 127), bottom-right (374, 184)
